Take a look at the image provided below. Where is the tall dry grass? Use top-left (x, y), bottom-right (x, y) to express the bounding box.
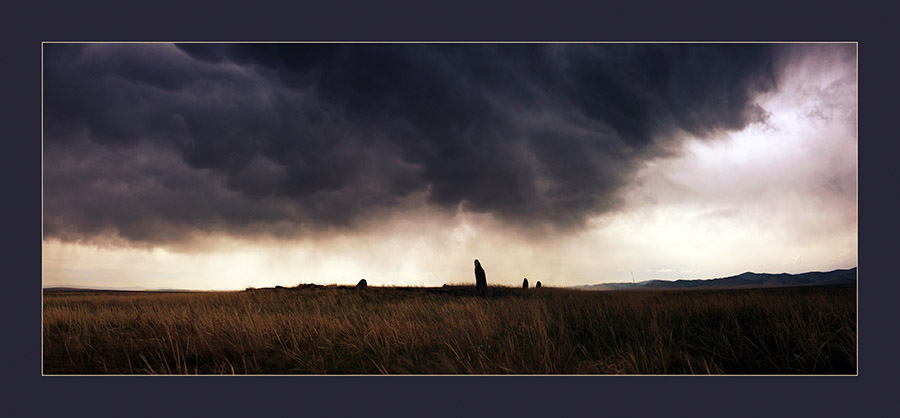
top-left (42, 284), bottom-right (856, 374)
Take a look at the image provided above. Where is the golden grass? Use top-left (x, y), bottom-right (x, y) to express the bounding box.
top-left (42, 284), bottom-right (856, 374)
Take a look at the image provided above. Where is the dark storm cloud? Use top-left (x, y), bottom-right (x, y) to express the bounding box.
top-left (43, 43), bottom-right (787, 246)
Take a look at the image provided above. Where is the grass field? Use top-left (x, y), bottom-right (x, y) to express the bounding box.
top-left (42, 284), bottom-right (856, 374)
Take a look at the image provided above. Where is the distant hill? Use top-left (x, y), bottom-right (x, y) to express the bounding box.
top-left (575, 268), bottom-right (857, 290)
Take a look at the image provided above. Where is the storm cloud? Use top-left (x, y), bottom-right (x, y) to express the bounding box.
top-left (44, 43), bottom-right (815, 247)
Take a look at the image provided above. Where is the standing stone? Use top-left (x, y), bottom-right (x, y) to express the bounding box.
top-left (535, 281), bottom-right (542, 289)
top-left (356, 279), bottom-right (367, 289)
top-left (474, 259), bottom-right (487, 296)
top-left (523, 278), bottom-right (529, 289)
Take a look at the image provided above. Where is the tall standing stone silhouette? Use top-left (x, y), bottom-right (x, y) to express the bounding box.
top-left (523, 278), bottom-right (529, 289)
top-left (535, 281), bottom-right (542, 289)
top-left (474, 259), bottom-right (487, 296)
top-left (356, 279), bottom-right (367, 289)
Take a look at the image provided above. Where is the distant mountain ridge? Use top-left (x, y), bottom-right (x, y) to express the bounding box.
top-left (576, 267), bottom-right (857, 290)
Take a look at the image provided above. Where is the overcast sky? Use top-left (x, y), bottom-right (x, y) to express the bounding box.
top-left (42, 43), bottom-right (857, 290)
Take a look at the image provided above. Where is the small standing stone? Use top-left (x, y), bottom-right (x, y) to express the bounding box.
top-left (474, 259), bottom-right (487, 297)
top-left (523, 278), bottom-right (529, 289)
top-left (356, 279), bottom-right (367, 289)
top-left (535, 281), bottom-right (542, 289)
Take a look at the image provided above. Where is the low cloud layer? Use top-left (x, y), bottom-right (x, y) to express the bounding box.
top-left (43, 43), bottom-right (853, 247)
